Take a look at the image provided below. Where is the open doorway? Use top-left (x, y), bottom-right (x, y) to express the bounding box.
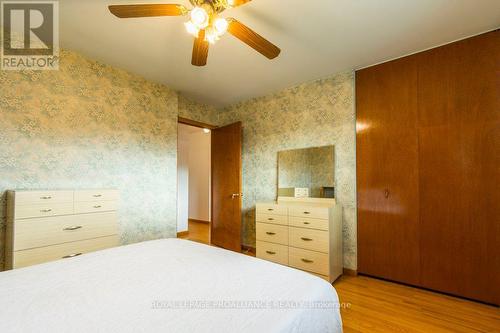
top-left (177, 118), bottom-right (214, 245)
top-left (177, 118), bottom-right (243, 253)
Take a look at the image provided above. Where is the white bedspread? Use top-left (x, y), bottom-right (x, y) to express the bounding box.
top-left (0, 239), bottom-right (342, 333)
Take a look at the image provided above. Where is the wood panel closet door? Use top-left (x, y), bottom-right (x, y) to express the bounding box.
top-left (356, 56), bottom-right (421, 285)
top-left (417, 31), bottom-right (500, 305)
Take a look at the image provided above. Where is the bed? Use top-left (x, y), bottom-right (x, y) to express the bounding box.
top-left (0, 239), bottom-right (342, 332)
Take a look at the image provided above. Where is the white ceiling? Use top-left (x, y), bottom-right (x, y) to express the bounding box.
top-left (60, 0), bottom-right (500, 107)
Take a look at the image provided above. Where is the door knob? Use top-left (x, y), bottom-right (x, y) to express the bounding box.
top-left (231, 193), bottom-right (243, 199)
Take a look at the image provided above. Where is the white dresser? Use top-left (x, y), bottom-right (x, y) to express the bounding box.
top-left (5, 189), bottom-right (120, 269)
top-left (256, 200), bottom-right (343, 282)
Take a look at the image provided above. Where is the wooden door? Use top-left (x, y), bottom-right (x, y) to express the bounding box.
top-left (356, 56), bottom-right (421, 285)
top-left (417, 31), bottom-right (500, 305)
top-left (211, 122), bottom-right (242, 252)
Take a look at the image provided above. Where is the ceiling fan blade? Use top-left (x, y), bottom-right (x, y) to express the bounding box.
top-left (108, 4), bottom-right (187, 18)
top-left (192, 30), bottom-right (209, 66)
top-left (228, 0), bottom-right (252, 8)
top-left (227, 18), bottom-right (281, 60)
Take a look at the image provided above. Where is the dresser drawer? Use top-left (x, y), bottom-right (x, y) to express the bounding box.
top-left (74, 189), bottom-right (119, 202)
top-left (256, 241), bottom-right (288, 266)
top-left (256, 223), bottom-right (289, 245)
top-left (14, 191), bottom-right (73, 205)
top-left (13, 235), bottom-right (119, 268)
top-left (289, 247), bottom-right (329, 276)
top-left (289, 227), bottom-right (329, 253)
top-left (256, 203), bottom-right (287, 216)
top-left (256, 213), bottom-right (288, 226)
top-left (15, 202), bottom-right (74, 219)
top-left (75, 200), bottom-right (117, 214)
top-left (14, 212), bottom-right (119, 251)
top-left (289, 206), bottom-right (329, 220)
top-left (289, 216), bottom-right (329, 231)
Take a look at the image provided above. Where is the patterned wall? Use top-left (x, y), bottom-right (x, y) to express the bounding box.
top-left (0, 48), bottom-right (357, 269)
top-left (0, 49), bottom-right (180, 268)
top-left (178, 95), bottom-right (219, 126)
top-left (218, 72), bottom-right (357, 269)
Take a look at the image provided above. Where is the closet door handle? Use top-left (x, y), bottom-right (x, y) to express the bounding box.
top-left (266, 251), bottom-right (276, 255)
top-left (62, 253), bottom-right (82, 259)
top-left (266, 232), bottom-right (276, 236)
top-left (384, 189), bottom-right (390, 198)
top-left (63, 226), bottom-right (82, 231)
top-left (301, 237), bottom-right (313, 241)
top-left (301, 258), bottom-right (314, 264)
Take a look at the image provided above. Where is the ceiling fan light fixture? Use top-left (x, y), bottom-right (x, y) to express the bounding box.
top-left (190, 6), bottom-right (209, 29)
top-left (213, 17), bottom-right (229, 36)
top-left (184, 21), bottom-right (200, 37)
top-left (205, 27), bottom-right (219, 44)
top-left (108, 1), bottom-right (281, 66)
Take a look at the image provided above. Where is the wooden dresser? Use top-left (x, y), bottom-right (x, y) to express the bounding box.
top-left (5, 190), bottom-right (120, 269)
top-left (256, 200), bottom-right (343, 283)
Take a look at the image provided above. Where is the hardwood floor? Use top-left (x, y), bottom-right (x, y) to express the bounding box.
top-left (178, 220), bottom-right (210, 244)
top-left (178, 220), bottom-right (500, 332)
top-left (336, 275), bottom-right (500, 333)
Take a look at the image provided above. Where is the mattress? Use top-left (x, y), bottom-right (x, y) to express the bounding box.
top-left (0, 239), bottom-right (342, 333)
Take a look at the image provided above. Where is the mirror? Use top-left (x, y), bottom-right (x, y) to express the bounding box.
top-left (278, 146), bottom-right (335, 199)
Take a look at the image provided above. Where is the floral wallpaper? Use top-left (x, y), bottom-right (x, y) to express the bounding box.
top-left (0, 49), bottom-right (180, 269)
top-left (218, 72), bottom-right (357, 269)
top-left (178, 95), bottom-right (219, 126)
top-left (0, 46), bottom-right (357, 270)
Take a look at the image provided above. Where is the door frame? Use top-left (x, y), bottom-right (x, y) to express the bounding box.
top-left (177, 117), bottom-right (217, 239)
top-left (177, 118), bottom-right (250, 254)
top-left (178, 117), bottom-right (218, 130)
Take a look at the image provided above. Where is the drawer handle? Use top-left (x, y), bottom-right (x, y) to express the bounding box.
top-left (40, 209), bottom-right (52, 213)
top-left (63, 225), bottom-right (83, 231)
top-left (62, 253), bottom-right (82, 259)
top-left (40, 196), bottom-right (52, 199)
top-left (268, 218), bottom-right (275, 221)
top-left (301, 258), bottom-right (314, 264)
top-left (303, 212), bottom-right (311, 215)
top-left (93, 205), bottom-right (102, 208)
top-left (266, 251), bottom-right (276, 255)
top-left (303, 222), bottom-right (311, 225)
top-left (266, 232), bottom-right (276, 236)
top-left (301, 237), bottom-right (313, 241)
top-left (267, 208), bottom-right (274, 211)
top-left (93, 194), bottom-right (102, 197)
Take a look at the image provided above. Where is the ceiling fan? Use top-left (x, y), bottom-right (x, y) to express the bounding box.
top-left (108, 0), bottom-right (281, 66)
